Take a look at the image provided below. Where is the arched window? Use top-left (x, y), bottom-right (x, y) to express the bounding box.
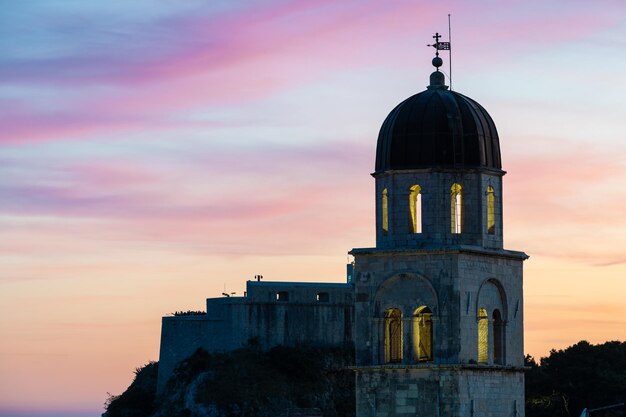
top-left (384, 308), bottom-right (403, 363)
top-left (493, 309), bottom-right (504, 364)
top-left (382, 188), bottom-right (389, 235)
top-left (478, 307), bottom-right (488, 363)
top-left (409, 185), bottom-right (422, 234)
top-left (487, 185), bottom-right (495, 235)
top-left (412, 306), bottom-right (433, 362)
top-left (451, 183), bottom-right (463, 234)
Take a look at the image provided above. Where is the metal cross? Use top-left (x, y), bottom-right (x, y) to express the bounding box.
top-left (428, 32), bottom-right (442, 56)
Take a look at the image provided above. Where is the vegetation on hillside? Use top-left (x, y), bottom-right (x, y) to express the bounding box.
top-left (104, 339), bottom-right (625, 417)
top-left (104, 341), bottom-right (354, 417)
top-left (104, 361), bottom-right (158, 417)
top-left (525, 340), bottom-right (626, 417)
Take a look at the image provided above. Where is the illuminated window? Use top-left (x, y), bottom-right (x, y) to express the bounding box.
top-left (451, 183), bottom-right (463, 234)
top-left (276, 291), bottom-right (289, 302)
top-left (493, 309), bottom-right (504, 364)
top-left (487, 186), bottom-right (495, 235)
top-left (412, 306), bottom-right (433, 362)
top-left (478, 308), bottom-right (488, 363)
top-left (382, 188), bottom-right (389, 234)
top-left (316, 292), bottom-right (329, 302)
top-left (384, 308), bottom-right (403, 363)
top-left (409, 185), bottom-right (422, 234)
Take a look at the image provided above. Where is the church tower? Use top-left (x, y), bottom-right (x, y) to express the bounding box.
top-left (351, 37), bottom-right (528, 416)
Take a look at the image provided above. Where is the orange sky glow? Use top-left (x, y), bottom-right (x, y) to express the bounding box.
top-left (1, 1), bottom-right (625, 416)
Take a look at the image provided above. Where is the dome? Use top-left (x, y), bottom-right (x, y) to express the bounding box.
top-left (375, 72), bottom-right (502, 173)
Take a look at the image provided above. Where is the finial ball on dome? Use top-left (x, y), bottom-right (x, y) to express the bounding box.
top-left (432, 56), bottom-right (443, 68)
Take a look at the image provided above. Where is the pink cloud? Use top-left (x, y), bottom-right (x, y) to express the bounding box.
top-left (4, 0), bottom-right (622, 145)
top-left (66, 161), bottom-right (160, 188)
top-left (0, 1), bottom-right (459, 144)
top-left (502, 140), bottom-right (626, 265)
top-left (505, 142), bottom-right (625, 221)
top-left (0, 139), bottom-right (374, 256)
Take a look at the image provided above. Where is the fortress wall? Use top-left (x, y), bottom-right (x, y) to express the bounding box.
top-left (156, 315), bottom-right (228, 393)
top-left (241, 281), bottom-right (354, 349)
top-left (242, 300), bottom-right (354, 349)
top-left (157, 281), bottom-right (354, 393)
top-left (245, 281), bottom-right (353, 303)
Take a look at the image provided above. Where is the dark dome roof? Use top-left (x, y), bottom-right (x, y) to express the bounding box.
top-left (375, 78), bottom-right (502, 173)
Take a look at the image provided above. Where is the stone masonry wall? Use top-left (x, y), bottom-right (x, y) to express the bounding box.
top-left (356, 367), bottom-right (524, 417)
top-left (350, 247), bottom-right (526, 416)
top-left (157, 315), bottom-right (227, 393)
top-left (157, 281), bottom-right (354, 393)
top-left (351, 248), bottom-right (525, 367)
top-left (374, 170), bottom-right (504, 250)
top-left (457, 369), bottom-right (525, 417)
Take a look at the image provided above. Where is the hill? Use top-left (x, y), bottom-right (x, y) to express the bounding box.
top-left (104, 341), bottom-right (354, 417)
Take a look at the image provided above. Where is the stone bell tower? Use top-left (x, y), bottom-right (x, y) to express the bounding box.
top-left (351, 35), bottom-right (528, 417)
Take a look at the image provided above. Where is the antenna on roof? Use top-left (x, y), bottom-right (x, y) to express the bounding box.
top-left (448, 14), bottom-right (453, 90)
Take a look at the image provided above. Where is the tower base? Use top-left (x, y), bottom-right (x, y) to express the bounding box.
top-left (355, 365), bottom-right (524, 417)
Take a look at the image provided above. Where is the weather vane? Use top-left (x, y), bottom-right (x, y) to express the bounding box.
top-left (427, 32), bottom-right (450, 57)
top-left (425, 14), bottom-right (453, 89)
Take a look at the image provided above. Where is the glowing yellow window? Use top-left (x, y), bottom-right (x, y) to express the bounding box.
top-left (409, 185), bottom-right (422, 234)
top-left (487, 185), bottom-right (495, 235)
top-left (412, 306), bottom-right (433, 362)
top-left (478, 308), bottom-right (488, 363)
top-left (384, 308), bottom-right (403, 363)
top-left (451, 183), bottom-right (463, 234)
top-left (382, 188), bottom-right (389, 234)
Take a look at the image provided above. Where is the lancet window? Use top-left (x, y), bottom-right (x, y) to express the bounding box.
top-left (409, 185), bottom-right (422, 234)
top-left (451, 183), bottom-right (463, 234)
top-left (382, 188), bottom-right (389, 234)
top-left (412, 306), bottom-right (433, 362)
top-left (384, 308), bottom-right (403, 363)
top-left (478, 307), bottom-right (489, 363)
top-left (487, 185), bottom-right (495, 235)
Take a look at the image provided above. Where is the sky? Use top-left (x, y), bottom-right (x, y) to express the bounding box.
top-left (0, 0), bottom-right (625, 416)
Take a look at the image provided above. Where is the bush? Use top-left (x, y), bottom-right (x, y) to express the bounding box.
top-left (193, 344), bottom-right (355, 417)
top-left (105, 361), bottom-right (158, 417)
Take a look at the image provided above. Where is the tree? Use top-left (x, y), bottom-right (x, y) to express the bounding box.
top-left (526, 341), bottom-right (626, 417)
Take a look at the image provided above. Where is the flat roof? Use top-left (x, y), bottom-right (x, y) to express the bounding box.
top-left (247, 281), bottom-right (352, 288)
